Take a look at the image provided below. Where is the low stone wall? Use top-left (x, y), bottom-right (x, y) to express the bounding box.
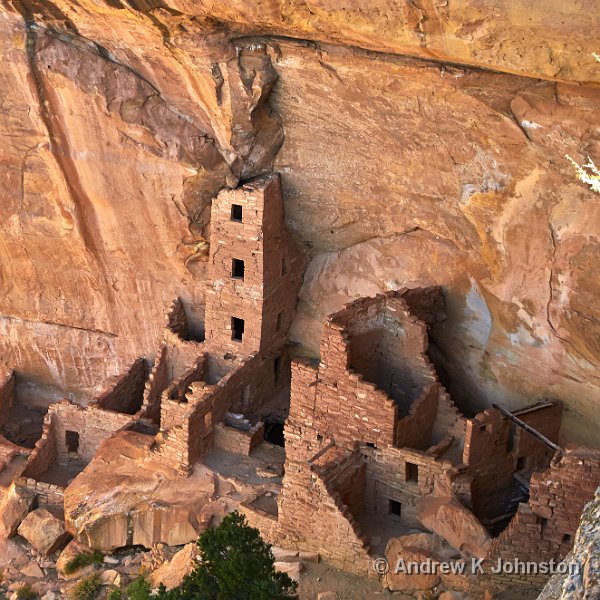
top-left (49, 401), bottom-right (135, 464)
top-left (142, 344), bottom-right (168, 424)
top-left (21, 413), bottom-right (57, 480)
top-left (213, 422), bottom-right (264, 455)
top-left (16, 477), bottom-right (64, 507)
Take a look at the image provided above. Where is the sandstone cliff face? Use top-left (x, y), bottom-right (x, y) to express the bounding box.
top-left (0, 1), bottom-right (599, 443)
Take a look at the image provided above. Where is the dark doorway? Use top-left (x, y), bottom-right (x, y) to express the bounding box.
top-left (264, 420), bottom-right (285, 447)
top-left (65, 430), bottom-right (80, 453)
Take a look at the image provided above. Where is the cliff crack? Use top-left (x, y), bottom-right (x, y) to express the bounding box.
top-left (0, 314), bottom-right (117, 338)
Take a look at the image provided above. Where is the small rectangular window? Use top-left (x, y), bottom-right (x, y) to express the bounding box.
top-left (281, 256), bottom-right (289, 276)
top-left (276, 310), bottom-right (284, 332)
top-left (389, 499), bottom-right (402, 517)
top-left (406, 462), bottom-right (419, 483)
top-left (231, 317), bottom-right (245, 341)
top-left (231, 204), bottom-right (243, 222)
top-left (232, 258), bottom-right (245, 279)
top-left (562, 533), bottom-right (572, 544)
top-left (65, 430), bottom-right (80, 453)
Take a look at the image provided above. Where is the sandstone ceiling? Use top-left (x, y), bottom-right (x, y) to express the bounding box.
top-left (0, 1), bottom-right (599, 443)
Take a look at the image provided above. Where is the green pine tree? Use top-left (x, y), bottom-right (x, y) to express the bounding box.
top-left (159, 511), bottom-right (298, 600)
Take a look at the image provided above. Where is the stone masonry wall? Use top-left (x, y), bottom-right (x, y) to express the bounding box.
top-left (16, 477), bottom-right (64, 507)
top-left (395, 382), bottom-right (439, 450)
top-left (279, 445), bottom-right (371, 573)
top-left (205, 183), bottom-right (267, 355)
top-left (316, 324), bottom-right (397, 449)
top-left (362, 444), bottom-right (461, 527)
top-left (49, 401), bottom-right (135, 464)
top-left (156, 349), bottom-right (289, 471)
top-left (204, 174), bottom-right (303, 357)
top-left (142, 344), bottom-right (169, 424)
top-left (21, 412), bottom-right (57, 480)
top-left (513, 401), bottom-right (563, 472)
top-left (432, 389), bottom-right (468, 443)
top-left (95, 357), bottom-right (148, 414)
top-left (0, 370), bottom-right (15, 429)
top-left (463, 408), bottom-right (517, 519)
top-left (486, 447), bottom-right (600, 588)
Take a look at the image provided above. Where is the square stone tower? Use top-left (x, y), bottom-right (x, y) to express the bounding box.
top-left (204, 174), bottom-right (303, 356)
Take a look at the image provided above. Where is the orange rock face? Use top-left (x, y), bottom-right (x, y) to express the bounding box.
top-left (0, 2), bottom-right (599, 442)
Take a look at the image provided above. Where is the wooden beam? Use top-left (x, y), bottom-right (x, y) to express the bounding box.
top-left (492, 403), bottom-right (563, 454)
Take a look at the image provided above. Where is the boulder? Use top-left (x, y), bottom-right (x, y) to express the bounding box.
top-left (272, 547), bottom-right (300, 562)
top-left (100, 570), bottom-right (121, 586)
top-left (150, 543), bottom-right (196, 589)
top-left (20, 562), bottom-right (44, 578)
top-left (0, 537), bottom-right (27, 567)
top-left (416, 496), bottom-right (492, 559)
top-left (64, 432), bottom-right (217, 551)
top-left (17, 509), bottom-right (71, 555)
top-left (56, 540), bottom-right (96, 578)
top-left (0, 485), bottom-right (35, 537)
top-left (384, 532), bottom-right (455, 592)
top-left (274, 561), bottom-right (303, 582)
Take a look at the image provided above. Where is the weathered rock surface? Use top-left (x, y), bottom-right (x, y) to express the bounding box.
top-left (0, 484), bottom-right (35, 537)
top-left (17, 508), bottom-right (71, 555)
top-left (64, 430), bottom-right (276, 551)
top-left (416, 496), bottom-right (492, 559)
top-left (64, 432), bottom-right (216, 550)
top-left (150, 543), bottom-right (196, 590)
top-left (0, 1), bottom-right (599, 443)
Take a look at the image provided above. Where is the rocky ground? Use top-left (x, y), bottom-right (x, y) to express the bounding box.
top-left (0, 0), bottom-right (599, 446)
top-left (0, 532), bottom-right (548, 600)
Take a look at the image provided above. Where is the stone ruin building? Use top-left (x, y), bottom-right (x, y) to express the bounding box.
top-left (0, 172), bottom-right (598, 594)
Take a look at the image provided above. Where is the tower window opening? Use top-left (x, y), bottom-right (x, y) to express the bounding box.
top-left (281, 256), bottom-right (289, 276)
top-left (232, 317), bottom-right (245, 341)
top-left (232, 258), bottom-right (245, 279)
top-left (231, 204), bottom-right (243, 222)
top-left (276, 310), bottom-right (284, 332)
top-left (405, 461), bottom-right (419, 483)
